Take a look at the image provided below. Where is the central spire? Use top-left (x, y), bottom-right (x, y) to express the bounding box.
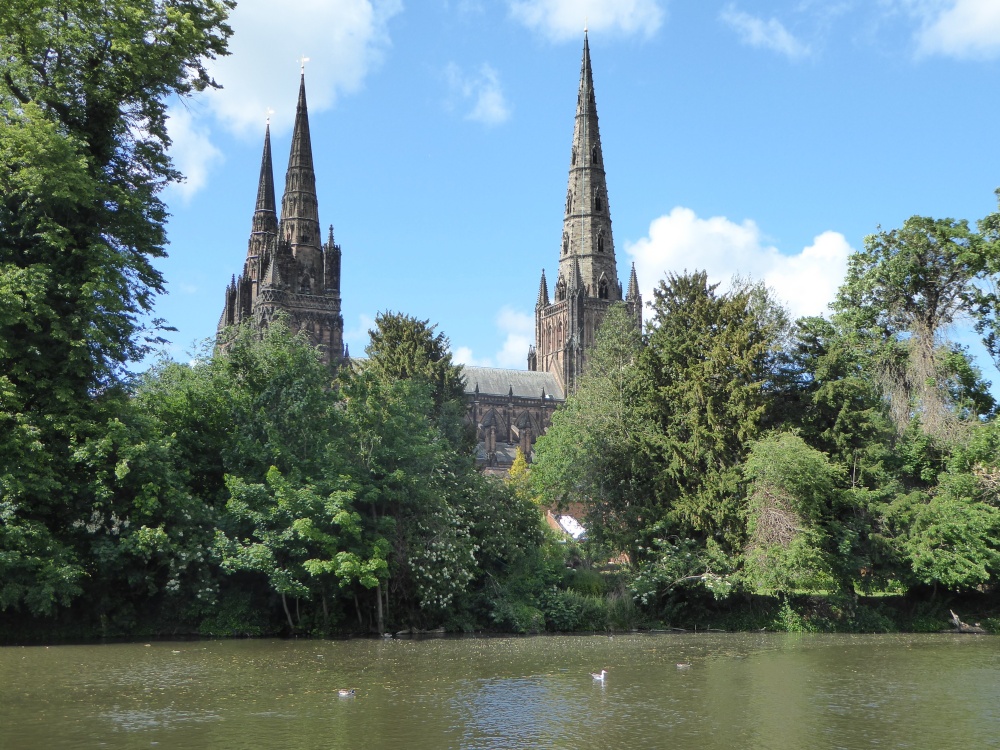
top-left (559, 31), bottom-right (619, 302)
top-left (281, 73), bottom-right (322, 261)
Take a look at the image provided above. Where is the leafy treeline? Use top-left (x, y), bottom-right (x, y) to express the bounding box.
top-left (2, 309), bottom-right (558, 636)
top-left (533, 204), bottom-right (1000, 619)
top-left (4, 0), bottom-right (1000, 637)
top-left (1, 0), bottom-right (234, 625)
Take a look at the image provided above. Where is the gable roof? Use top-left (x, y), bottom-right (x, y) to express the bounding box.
top-left (462, 366), bottom-right (564, 401)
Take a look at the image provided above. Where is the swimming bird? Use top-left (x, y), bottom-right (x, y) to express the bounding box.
top-left (676, 662), bottom-right (691, 670)
top-left (591, 669), bottom-right (607, 682)
top-left (338, 689), bottom-right (356, 697)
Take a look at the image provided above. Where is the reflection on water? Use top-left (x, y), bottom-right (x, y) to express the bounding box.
top-left (2, 633), bottom-right (997, 749)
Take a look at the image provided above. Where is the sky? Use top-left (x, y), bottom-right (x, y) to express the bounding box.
top-left (155, 0), bottom-right (1000, 381)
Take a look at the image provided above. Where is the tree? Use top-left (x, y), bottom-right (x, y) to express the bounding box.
top-left (0, 0), bottom-right (233, 615)
top-left (364, 312), bottom-right (466, 415)
top-left (742, 432), bottom-right (840, 595)
top-left (834, 215), bottom-right (998, 438)
top-left (216, 467), bottom-right (385, 632)
top-left (532, 303), bottom-right (655, 557)
top-left (1, 0), bottom-right (233, 397)
top-left (642, 272), bottom-right (788, 550)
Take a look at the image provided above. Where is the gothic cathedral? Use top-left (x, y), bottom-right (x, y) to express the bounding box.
top-left (217, 34), bottom-right (638, 468)
top-left (528, 32), bottom-right (642, 393)
top-left (218, 74), bottom-right (345, 365)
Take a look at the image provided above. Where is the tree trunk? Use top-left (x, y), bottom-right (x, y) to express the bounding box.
top-left (281, 593), bottom-right (295, 631)
top-left (322, 592), bottom-right (329, 631)
top-left (376, 582), bottom-right (385, 635)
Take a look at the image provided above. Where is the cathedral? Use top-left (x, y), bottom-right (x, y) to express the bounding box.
top-left (218, 33), bottom-right (640, 470)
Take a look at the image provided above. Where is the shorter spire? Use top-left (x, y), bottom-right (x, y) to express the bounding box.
top-left (536, 269), bottom-right (550, 307)
top-left (626, 262), bottom-right (640, 301)
top-left (255, 124), bottom-right (276, 216)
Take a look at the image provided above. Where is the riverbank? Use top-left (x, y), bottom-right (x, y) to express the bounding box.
top-left (3, 588), bottom-right (997, 646)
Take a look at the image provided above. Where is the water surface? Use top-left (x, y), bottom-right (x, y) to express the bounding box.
top-left (2, 633), bottom-right (997, 749)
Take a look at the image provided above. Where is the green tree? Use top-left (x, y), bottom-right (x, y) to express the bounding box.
top-left (335, 369), bottom-right (476, 630)
top-left (364, 312), bottom-right (466, 423)
top-left (742, 432), bottom-right (840, 595)
top-left (642, 271), bottom-right (788, 550)
top-left (834, 215), bottom-right (998, 438)
top-left (0, 0), bottom-right (233, 615)
top-left (216, 467), bottom-right (385, 632)
top-left (532, 302), bottom-right (655, 557)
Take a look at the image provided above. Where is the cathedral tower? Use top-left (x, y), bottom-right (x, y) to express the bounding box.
top-left (528, 32), bottom-right (642, 391)
top-left (218, 73), bottom-right (344, 365)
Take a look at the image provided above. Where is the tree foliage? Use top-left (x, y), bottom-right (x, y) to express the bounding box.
top-left (532, 303), bottom-right (654, 556)
top-left (0, 0), bottom-right (233, 617)
top-left (643, 272), bottom-right (787, 549)
top-left (834, 214), bottom-right (998, 437)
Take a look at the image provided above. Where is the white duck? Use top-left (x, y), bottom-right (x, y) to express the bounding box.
top-left (591, 669), bottom-right (608, 682)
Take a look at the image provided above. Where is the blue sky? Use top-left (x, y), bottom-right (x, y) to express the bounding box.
top-left (156, 0), bottom-right (1000, 379)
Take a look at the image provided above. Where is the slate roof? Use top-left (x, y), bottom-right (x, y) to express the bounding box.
top-left (462, 366), bottom-right (564, 401)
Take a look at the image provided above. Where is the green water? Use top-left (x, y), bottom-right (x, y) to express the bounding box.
top-left (2, 633), bottom-right (997, 749)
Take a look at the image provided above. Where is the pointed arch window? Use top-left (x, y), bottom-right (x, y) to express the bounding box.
top-left (594, 191), bottom-right (603, 212)
top-left (571, 148), bottom-right (577, 165)
top-left (598, 277), bottom-right (610, 300)
top-left (591, 145), bottom-right (600, 165)
top-left (556, 279), bottom-right (567, 302)
top-left (597, 232), bottom-right (605, 253)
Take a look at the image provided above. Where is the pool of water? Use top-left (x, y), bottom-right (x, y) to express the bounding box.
top-left (2, 632), bottom-right (997, 749)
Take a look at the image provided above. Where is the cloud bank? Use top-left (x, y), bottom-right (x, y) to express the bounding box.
top-left (625, 207), bottom-right (853, 320)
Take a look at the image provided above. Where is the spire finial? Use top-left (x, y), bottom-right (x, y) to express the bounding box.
top-left (299, 55), bottom-right (310, 74)
top-left (265, 107), bottom-right (274, 125)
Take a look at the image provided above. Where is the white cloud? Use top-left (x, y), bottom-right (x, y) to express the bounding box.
top-left (625, 207), bottom-right (853, 320)
top-left (344, 312), bottom-right (376, 358)
top-left (453, 346), bottom-right (492, 367)
top-left (206, 0), bottom-right (402, 136)
top-left (454, 306), bottom-right (534, 367)
top-left (445, 63), bottom-right (512, 126)
top-left (508, 0), bottom-right (665, 42)
top-left (494, 307), bottom-right (534, 367)
top-left (165, 105), bottom-right (224, 203)
top-left (915, 0), bottom-right (1000, 59)
top-left (167, 0), bottom-right (401, 198)
top-left (720, 5), bottom-right (811, 59)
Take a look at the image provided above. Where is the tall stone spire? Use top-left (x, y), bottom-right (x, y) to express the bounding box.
top-left (280, 73), bottom-right (322, 267)
top-left (255, 124), bottom-right (276, 219)
top-left (560, 30), bottom-right (618, 301)
top-left (249, 123), bottom-right (278, 246)
top-left (529, 32), bottom-right (639, 393)
top-left (240, 123), bottom-right (279, 293)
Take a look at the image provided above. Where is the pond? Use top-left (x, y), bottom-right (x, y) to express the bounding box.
top-left (2, 632), bottom-right (997, 749)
